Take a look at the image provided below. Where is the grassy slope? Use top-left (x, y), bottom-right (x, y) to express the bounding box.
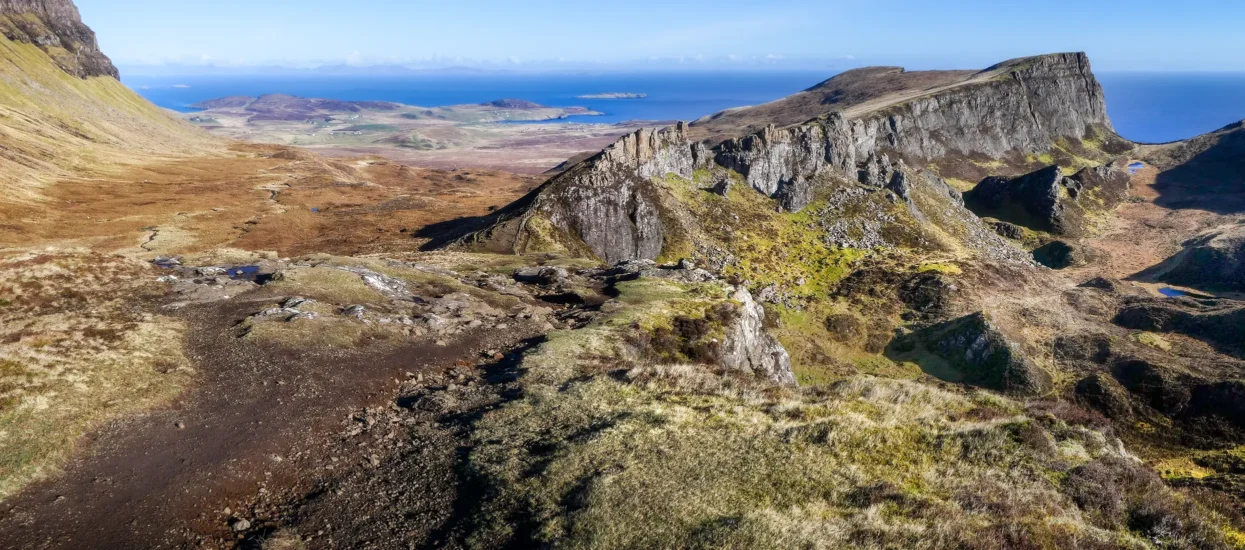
top-left (461, 278), bottom-right (1240, 549)
top-left (0, 35), bottom-right (215, 201)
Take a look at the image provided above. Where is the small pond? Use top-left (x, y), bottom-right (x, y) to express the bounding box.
top-left (1158, 287), bottom-right (1187, 298)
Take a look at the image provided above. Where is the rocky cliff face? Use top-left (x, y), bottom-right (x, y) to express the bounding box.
top-left (453, 53), bottom-right (1122, 263)
top-left (0, 0), bottom-right (117, 78)
top-left (460, 124), bottom-right (694, 264)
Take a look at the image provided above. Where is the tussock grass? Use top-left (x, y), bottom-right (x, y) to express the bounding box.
top-left (0, 251), bottom-right (192, 498)
top-left (265, 266), bottom-right (388, 306)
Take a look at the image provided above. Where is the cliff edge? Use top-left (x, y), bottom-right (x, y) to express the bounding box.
top-left (0, 0), bottom-right (116, 78)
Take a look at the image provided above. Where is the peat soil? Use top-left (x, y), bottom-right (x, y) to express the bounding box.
top-left (0, 295), bottom-right (544, 549)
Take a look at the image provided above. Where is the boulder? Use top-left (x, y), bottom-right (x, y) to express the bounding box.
top-left (513, 266), bottom-right (570, 285)
top-left (991, 220), bottom-right (1026, 240)
top-left (1033, 240), bottom-right (1085, 269)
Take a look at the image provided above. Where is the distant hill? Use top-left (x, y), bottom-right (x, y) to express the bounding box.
top-left (483, 98), bottom-right (543, 109)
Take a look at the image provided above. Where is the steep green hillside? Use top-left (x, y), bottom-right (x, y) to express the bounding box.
top-left (0, 2), bottom-right (214, 202)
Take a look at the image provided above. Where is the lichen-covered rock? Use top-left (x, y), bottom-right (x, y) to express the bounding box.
top-left (720, 286), bottom-right (796, 386)
top-left (0, 0), bottom-right (118, 78)
top-left (930, 312), bottom-right (1051, 395)
top-left (1158, 225), bottom-right (1245, 291)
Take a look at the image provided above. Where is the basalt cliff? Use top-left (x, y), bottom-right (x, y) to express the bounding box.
top-left (449, 52), bottom-right (1131, 264)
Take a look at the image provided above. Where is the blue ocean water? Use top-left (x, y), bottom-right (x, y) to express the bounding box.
top-left (1097, 72), bottom-right (1245, 143)
top-left (123, 71), bottom-right (831, 125)
top-left (124, 70), bottom-right (1245, 143)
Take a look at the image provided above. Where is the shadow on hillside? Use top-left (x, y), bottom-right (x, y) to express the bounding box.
top-left (1151, 121), bottom-right (1245, 214)
top-left (414, 213), bottom-right (501, 251)
top-left (415, 183), bottom-right (548, 251)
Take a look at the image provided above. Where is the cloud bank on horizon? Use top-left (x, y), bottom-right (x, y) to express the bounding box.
top-left (79, 0), bottom-right (1245, 73)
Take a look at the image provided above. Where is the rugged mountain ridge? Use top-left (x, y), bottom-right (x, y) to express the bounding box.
top-left (450, 52), bottom-right (1126, 263)
top-left (0, 0), bottom-right (116, 78)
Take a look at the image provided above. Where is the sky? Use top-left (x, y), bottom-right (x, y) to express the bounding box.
top-left (77, 0), bottom-right (1245, 74)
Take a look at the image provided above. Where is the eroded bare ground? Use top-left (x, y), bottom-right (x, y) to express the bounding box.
top-left (1070, 164), bottom-right (1245, 296)
top-left (0, 251), bottom-right (591, 549)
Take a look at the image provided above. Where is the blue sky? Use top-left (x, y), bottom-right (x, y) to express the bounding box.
top-left (78, 0), bottom-right (1245, 73)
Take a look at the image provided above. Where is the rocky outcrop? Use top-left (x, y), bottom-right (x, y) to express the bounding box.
top-left (721, 286), bottom-right (796, 385)
top-left (460, 124), bottom-right (694, 264)
top-left (967, 162), bottom-right (1130, 236)
top-left (859, 53), bottom-right (1110, 161)
top-left (1158, 226), bottom-right (1245, 291)
top-left (929, 312), bottom-right (1052, 395)
top-left (1033, 240), bottom-right (1086, 269)
top-left (1075, 373), bottom-right (1134, 420)
top-left (0, 0), bottom-right (117, 78)
top-left (715, 121), bottom-right (837, 211)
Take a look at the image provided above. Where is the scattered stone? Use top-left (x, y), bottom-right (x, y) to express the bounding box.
top-left (343, 305), bottom-right (366, 320)
top-left (231, 518), bottom-right (251, 532)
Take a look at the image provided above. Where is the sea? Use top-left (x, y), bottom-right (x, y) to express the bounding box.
top-left (124, 70), bottom-right (1245, 144)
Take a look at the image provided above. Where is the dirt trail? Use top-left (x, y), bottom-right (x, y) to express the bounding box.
top-left (0, 297), bottom-right (541, 549)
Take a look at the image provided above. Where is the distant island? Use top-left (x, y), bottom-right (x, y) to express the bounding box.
top-left (575, 92), bottom-right (647, 99)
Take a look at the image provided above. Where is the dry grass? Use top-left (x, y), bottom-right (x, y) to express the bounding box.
top-left (264, 266), bottom-right (389, 306)
top-left (0, 251), bottom-right (191, 498)
top-left (0, 36), bottom-right (216, 202)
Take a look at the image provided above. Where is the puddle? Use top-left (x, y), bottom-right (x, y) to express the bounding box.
top-left (1158, 287), bottom-right (1187, 298)
top-left (1128, 161), bottom-right (1144, 175)
top-left (310, 207), bottom-right (320, 213)
top-left (225, 265), bottom-right (265, 282)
